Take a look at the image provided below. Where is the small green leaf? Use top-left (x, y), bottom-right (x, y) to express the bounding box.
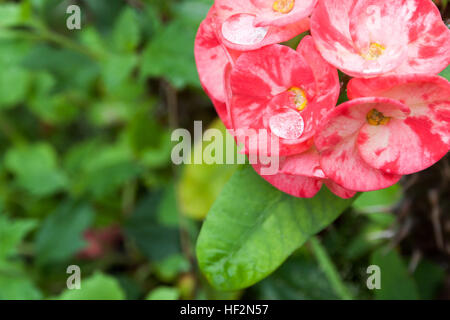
top-left (353, 184), bottom-right (402, 213)
top-left (0, 215), bottom-right (36, 267)
top-left (439, 65), bottom-right (450, 81)
top-left (101, 53), bottom-right (138, 92)
top-left (0, 272), bottom-right (42, 300)
top-left (125, 192), bottom-right (181, 261)
top-left (0, 66), bottom-right (31, 109)
top-left (58, 272), bottom-right (125, 300)
top-left (0, 3), bottom-right (31, 28)
top-left (310, 237), bottom-right (353, 300)
top-left (112, 8), bottom-right (140, 53)
top-left (146, 286), bottom-right (180, 300)
top-left (141, 20), bottom-right (199, 88)
top-left (4, 143), bottom-right (68, 197)
top-left (196, 166), bottom-right (355, 290)
top-left (153, 254), bottom-right (190, 282)
top-left (0, 215), bottom-right (41, 300)
top-left (35, 202), bottom-right (94, 265)
top-left (370, 247), bottom-right (420, 300)
top-left (252, 252), bottom-right (338, 300)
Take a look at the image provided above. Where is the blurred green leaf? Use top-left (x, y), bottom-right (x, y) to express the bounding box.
top-left (310, 237), bottom-right (353, 300)
top-left (413, 259), bottom-right (445, 300)
top-left (101, 53), bottom-right (137, 92)
top-left (0, 215), bottom-right (36, 268)
top-left (370, 247), bottom-right (419, 300)
top-left (0, 214), bottom-right (41, 299)
top-left (0, 66), bottom-right (31, 109)
top-left (0, 2), bottom-right (32, 28)
top-left (146, 286), bottom-right (180, 300)
top-left (65, 142), bottom-right (142, 199)
top-left (252, 252), bottom-right (338, 300)
top-left (125, 191), bottom-right (181, 261)
top-left (35, 202), bottom-right (94, 265)
top-left (178, 119), bottom-right (239, 220)
top-left (0, 272), bottom-right (42, 300)
top-left (112, 7), bottom-right (140, 53)
top-left (197, 166), bottom-right (355, 291)
top-left (141, 20), bottom-right (200, 88)
top-left (23, 45), bottom-right (99, 91)
top-left (4, 143), bottom-right (68, 197)
top-left (58, 272), bottom-right (125, 300)
top-left (154, 254), bottom-right (190, 282)
top-left (353, 184), bottom-right (402, 213)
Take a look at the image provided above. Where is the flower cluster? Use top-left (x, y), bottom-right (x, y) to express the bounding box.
top-left (195, 0), bottom-right (450, 199)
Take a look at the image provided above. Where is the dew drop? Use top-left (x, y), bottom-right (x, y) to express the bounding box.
top-left (269, 109), bottom-right (304, 140)
top-left (222, 14), bottom-right (269, 46)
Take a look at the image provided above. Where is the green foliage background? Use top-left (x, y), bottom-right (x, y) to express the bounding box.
top-left (0, 0), bottom-right (448, 300)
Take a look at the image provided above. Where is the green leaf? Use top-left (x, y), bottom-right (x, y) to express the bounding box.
top-left (178, 119), bottom-right (239, 220)
top-left (101, 53), bottom-right (137, 92)
top-left (35, 202), bottom-right (94, 265)
top-left (112, 8), bottom-right (140, 53)
top-left (0, 3), bottom-right (31, 28)
top-left (0, 66), bottom-right (31, 109)
top-left (413, 259), bottom-right (445, 300)
top-left (353, 184), bottom-right (402, 213)
top-left (0, 215), bottom-right (41, 300)
top-left (65, 142), bottom-right (142, 199)
top-left (0, 272), bottom-right (42, 300)
top-left (252, 252), bottom-right (338, 300)
top-left (58, 272), bottom-right (125, 300)
top-left (196, 166), bottom-right (355, 290)
top-left (141, 20), bottom-right (199, 88)
top-left (125, 192), bottom-right (181, 261)
top-left (146, 286), bottom-right (180, 300)
top-left (0, 215), bottom-right (36, 268)
top-left (309, 237), bottom-right (353, 300)
top-left (153, 254), bottom-right (190, 282)
top-left (370, 247), bottom-right (420, 300)
top-left (439, 65), bottom-right (450, 81)
top-left (4, 143), bottom-right (68, 197)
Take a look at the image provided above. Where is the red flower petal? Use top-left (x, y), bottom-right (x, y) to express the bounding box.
top-left (253, 164), bottom-right (323, 198)
top-left (230, 42), bottom-right (339, 156)
top-left (278, 145), bottom-right (325, 178)
top-left (324, 180), bottom-right (357, 199)
top-left (230, 44), bottom-right (317, 156)
top-left (296, 36), bottom-right (340, 130)
top-left (195, 6), bottom-right (239, 128)
top-left (390, 0), bottom-right (450, 75)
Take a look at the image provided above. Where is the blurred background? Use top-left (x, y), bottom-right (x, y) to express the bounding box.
top-left (0, 0), bottom-right (449, 300)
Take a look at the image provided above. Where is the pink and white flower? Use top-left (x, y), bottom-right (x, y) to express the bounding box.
top-left (311, 0), bottom-right (450, 78)
top-left (229, 36), bottom-right (340, 156)
top-left (215, 0), bottom-right (315, 50)
top-left (316, 75), bottom-right (450, 192)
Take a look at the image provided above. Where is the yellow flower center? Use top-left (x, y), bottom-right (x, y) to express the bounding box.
top-left (273, 0), bottom-right (295, 14)
top-left (289, 87), bottom-right (308, 111)
top-left (367, 109), bottom-right (391, 126)
top-left (362, 43), bottom-right (385, 60)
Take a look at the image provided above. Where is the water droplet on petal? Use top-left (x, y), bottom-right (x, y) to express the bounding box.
top-left (222, 14), bottom-right (269, 46)
top-left (269, 109), bottom-right (304, 140)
